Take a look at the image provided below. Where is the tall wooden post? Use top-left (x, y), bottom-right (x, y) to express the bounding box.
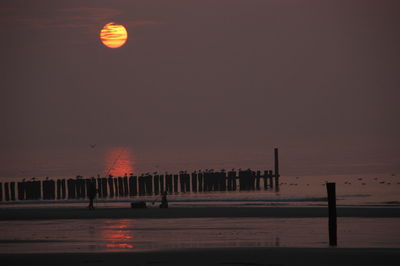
top-left (154, 175), bottom-right (160, 195)
top-left (274, 148), bottom-right (280, 187)
top-left (159, 174), bottom-right (165, 193)
top-left (108, 176), bottom-right (114, 198)
top-left (326, 182), bottom-right (337, 246)
top-left (5, 182), bottom-right (10, 201)
top-left (61, 179), bottom-right (66, 199)
top-left (123, 176), bottom-right (129, 196)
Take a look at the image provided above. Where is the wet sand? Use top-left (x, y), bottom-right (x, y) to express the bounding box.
top-left (0, 206), bottom-right (399, 220)
top-left (1, 248), bottom-right (399, 266)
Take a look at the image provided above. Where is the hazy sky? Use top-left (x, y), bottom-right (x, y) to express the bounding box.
top-left (1, 0), bottom-right (399, 176)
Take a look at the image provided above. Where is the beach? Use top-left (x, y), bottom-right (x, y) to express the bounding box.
top-left (1, 248), bottom-right (399, 266)
top-left (1, 206), bottom-right (399, 220)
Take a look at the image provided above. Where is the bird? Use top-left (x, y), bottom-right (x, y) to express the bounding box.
top-left (90, 144), bottom-right (96, 148)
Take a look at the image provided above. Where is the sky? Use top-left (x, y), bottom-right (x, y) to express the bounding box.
top-left (0, 0), bottom-right (399, 177)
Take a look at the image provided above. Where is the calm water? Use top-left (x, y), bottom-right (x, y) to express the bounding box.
top-left (1, 174), bottom-right (399, 208)
top-left (0, 218), bottom-right (399, 253)
top-left (0, 146), bottom-right (399, 207)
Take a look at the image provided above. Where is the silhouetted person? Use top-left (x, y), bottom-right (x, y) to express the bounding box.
top-left (88, 184), bottom-right (97, 210)
top-left (160, 191), bottom-right (168, 208)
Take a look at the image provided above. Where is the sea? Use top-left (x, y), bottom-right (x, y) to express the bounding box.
top-left (0, 146), bottom-right (399, 253)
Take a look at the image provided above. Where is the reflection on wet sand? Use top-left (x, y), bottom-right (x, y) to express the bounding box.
top-left (0, 218), bottom-right (399, 254)
top-left (102, 219), bottom-right (134, 250)
top-left (105, 147), bottom-right (135, 177)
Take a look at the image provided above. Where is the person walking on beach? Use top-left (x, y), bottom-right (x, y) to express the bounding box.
top-left (88, 183), bottom-right (97, 210)
top-left (160, 191), bottom-right (168, 208)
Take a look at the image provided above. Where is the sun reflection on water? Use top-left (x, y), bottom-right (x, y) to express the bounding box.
top-left (105, 147), bottom-right (135, 177)
top-left (102, 219), bottom-right (135, 250)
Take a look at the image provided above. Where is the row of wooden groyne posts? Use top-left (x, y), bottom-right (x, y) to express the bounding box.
top-left (0, 149), bottom-right (280, 202)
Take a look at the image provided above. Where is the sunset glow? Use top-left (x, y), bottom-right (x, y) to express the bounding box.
top-left (100, 22), bottom-right (128, 48)
top-left (105, 147), bottom-right (134, 176)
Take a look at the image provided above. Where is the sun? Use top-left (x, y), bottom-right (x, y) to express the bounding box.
top-left (100, 22), bottom-right (128, 49)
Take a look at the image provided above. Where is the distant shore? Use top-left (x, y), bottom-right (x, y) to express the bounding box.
top-left (0, 206), bottom-right (399, 220)
top-left (1, 248), bottom-right (399, 266)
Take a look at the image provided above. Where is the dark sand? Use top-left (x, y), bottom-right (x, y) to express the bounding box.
top-left (1, 248), bottom-right (399, 266)
top-left (0, 206), bottom-right (399, 220)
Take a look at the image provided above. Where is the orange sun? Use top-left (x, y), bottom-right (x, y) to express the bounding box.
top-left (100, 22), bottom-right (128, 48)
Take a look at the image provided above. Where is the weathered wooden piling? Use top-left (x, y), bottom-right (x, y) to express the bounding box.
top-left (77, 178), bottom-right (86, 198)
top-left (129, 175), bottom-right (137, 196)
top-left (138, 175), bottom-right (144, 196)
top-left (154, 175), bottom-right (160, 195)
top-left (198, 172), bottom-right (203, 192)
top-left (256, 171), bottom-right (261, 190)
top-left (326, 182), bottom-right (337, 246)
top-left (239, 170), bottom-right (254, 191)
top-left (145, 174), bottom-right (153, 195)
top-left (97, 177), bottom-right (102, 197)
top-left (123, 176), bottom-right (128, 196)
top-left (263, 171), bottom-right (268, 189)
top-left (118, 177), bottom-right (123, 196)
top-left (113, 178), bottom-right (118, 197)
top-left (159, 174), bottom-right (165, 193)
top-left (61, 179), bottom-right (66, 199)
top-left (5, 182), bottom-right (10, 201)
top-left (10, 182), bottom-right (16, 201)
top-left (179, 172), bottom-right (185, 193)
top-left (108, 176), bottom-right (114, 198)
top-left (269, 170), bottom-right (274, 188)
top-left (166, 174), bottom-right (173, 193)
top-left (227, 171), bottom-right (233, 191)
top-left (56, 180), bottom-right (61, 199)
top-left (101, 178), bottom-right (108, 197)
top-left (185, 172), bottom-right (190, 192)
top-left (67, 179), bottom-right (74, 199)
top-left (173, 174), bottom-right (178, 193)
top-left (191, 172), bottom-right (198, 192)
top-left (274, 148), bottom-right (280, 187)
top-left (0, 182), bottom-right (2, 201)
top-left (43, 180), bottom-right (55, 200)
top-left (18, 181), bottom-right (25, 200)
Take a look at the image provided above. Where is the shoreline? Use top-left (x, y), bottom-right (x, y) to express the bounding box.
top-left (1, 206), bottom-right (399, 220)
top-left (1, 248), bottom-right (399, 266)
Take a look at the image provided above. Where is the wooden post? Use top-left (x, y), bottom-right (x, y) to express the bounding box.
top-left (123, 176), bottom-right (129, 196)
top-left (61, 179), bottom-right (66, 199)
top-left (138, 175), bottom-right (143, 196)
top-left (108, 176), bottom-right (114, 198)
top-left (97, 177), bottom-right (102, 198)
top-left (198, 172), bottom-right (203, 192)
top-left (191, 172), bottom-right (198, 192)
top-left (173, 174), bottom-right (178, 193)
top-left (57, 180), bottom-right (61, 199)
top-left (268, 170), bottom-right (274, 188)
top-left (256, 171), bottom-right (261, 190)
top-left (326, 182), bottom-right (337, 246)
top-left (129, 175), bottom-right (137, 196)
top-left (0, 182), bottom-right (2, 201)
top-left (154, 175), bottom-right (160, 195)
top-left (118, 177), bottom-right (124, 196)
top-left (179, 172), bottom-right (185, 192)
top-left (114, 178), bottom-right (119, 197)
top-left (36, 180), bottom-right (41, 200)
top-left (145, 174), bottom-right (153, 195)
top-left (220, 171), bottom-right (227, 191)
top-left (50, 180), bottom-right (55, 200)
top-left (274, 148), bottom-right (280, 187)
top-left (5, 182), bottom-right (10, 201)
top-left (101, 178), bottom-right (108, 198)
